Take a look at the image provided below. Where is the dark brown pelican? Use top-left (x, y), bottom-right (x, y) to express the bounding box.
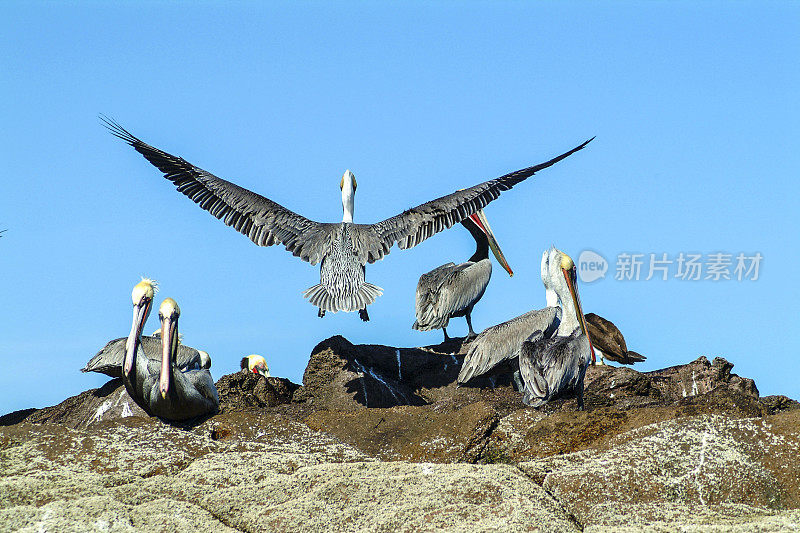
top-left (584, 313), bottom-right (646, 365)
top-left (458, 248), bottom-right (595, 410)
top-left (121, 286), bottom-right (218, 420)
top-left (241, 354), bottom-right (270, 377)
top-left (412, 209), bottom-right (512, 341)
top-left (102, 116), bottom-right (592, 321)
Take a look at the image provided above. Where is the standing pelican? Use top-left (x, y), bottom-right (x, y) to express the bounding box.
top-left (412, 209), bottom-right (512, 341)
top-left (458, 248), bottom-right (595, 410)
top-left (102, 116), bottom-right (592, 320)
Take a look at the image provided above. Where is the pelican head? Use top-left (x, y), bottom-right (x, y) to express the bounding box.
top-left (124, 278), bottom-right (158, 377)
top-left (158, 298), bottom-right (181, 399)
top-left (198, 350), bottom-right (212, 370)
top-left (541, 248), bottom-right (596, 363)
top-left (241, 354), bottom-right (270, 378)
top-left (466, 210), bottom-right (513, 276)
top-left (340, 169), bottom-right (357, 223)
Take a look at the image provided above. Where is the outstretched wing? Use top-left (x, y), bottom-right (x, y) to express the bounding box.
top-left (102, 117), bottom-right (337, 265)
top-left (457, 306), bottom-right (560, 384)
top-left (348, 137), bottom-right (594, 265)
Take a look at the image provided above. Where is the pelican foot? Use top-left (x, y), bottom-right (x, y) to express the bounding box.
top-left (465, 333), bottom-right (478, 342)
top-left (318, 309), bottom-right (326, 318)
top-left (359, 308), bottom-right (370, 322)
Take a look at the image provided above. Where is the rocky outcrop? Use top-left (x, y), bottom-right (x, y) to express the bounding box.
top-left (3, 335), bottom-right (800, 531)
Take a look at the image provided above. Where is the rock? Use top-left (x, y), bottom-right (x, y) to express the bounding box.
top-left (3, 335), bottom-right (800, 530)
top-left (304, 402), bottom-right (500, 463)
top-left (0, 379), bottom-right (147, 429)
top-left (215, 370), bottom-right (299, 411)
top-left (0, 415), bottom-right (579, 532)
top-left (517, 410), bottom-right (800, 528)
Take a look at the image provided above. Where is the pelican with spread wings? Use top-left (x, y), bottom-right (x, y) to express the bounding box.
top-left (103, 117), bottom-right (592, 321)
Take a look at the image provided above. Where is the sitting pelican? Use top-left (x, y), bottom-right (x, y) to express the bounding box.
top-left (121, 285), bottom-right (218, 420)
top-left (458, 247), bottom-right (595, 410)
top-left (102, 116), bottom-right (592, 321)
top-left (241, 354), bottom-right (271, 377)
top-left (412, 209), bottom-right (512, 341)
top-left (584, 313), bottom-right (646, 365)
top-left (82, 294), bottom-right (209, 378)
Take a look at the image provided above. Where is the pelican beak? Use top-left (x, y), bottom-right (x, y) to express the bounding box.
top-left (256, 363), bottom-right (271, 378)
top-left (123, 298), bottom-right (151, 377)
top-left (469, 210), bottom-right (513, 276)
top-left (159, 312), bottom-right (178, 399)
top-left (562, 266), bottom-right (596, 364)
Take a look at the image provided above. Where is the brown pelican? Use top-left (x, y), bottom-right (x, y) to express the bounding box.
top-left (82, 300), bottom-right (208, 378)
top-left (241, 354), bottom-right (270, 377)
top-left (584, 313), bottom-right (646, 365)
top-left (412, 209), bottom-right (512, 341)
top-left (102, 116), bottom-right (592, 321)
top-left (458, 248), bottom-right (595, 410)
top-left (121, 286), bottom-right (218, 420)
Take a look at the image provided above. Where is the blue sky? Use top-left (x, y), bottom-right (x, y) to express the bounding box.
top-left (1, 2), bottom-right (798, 414)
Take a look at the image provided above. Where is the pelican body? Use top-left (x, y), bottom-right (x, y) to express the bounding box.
top-left (584, 313), bottom-right (646, 365)
top-left (413, 210), bottom-right (512, 341)
top-left (102, 116), bottom-right (592, 321)
top-left (458, 248), bottom-right (595, 410)
top-left (147, 299), bottom-right (219, 420)
top-left (121, 281), bottom-right (218, 421)
top-left (83, 335), bottom-right (209, 378)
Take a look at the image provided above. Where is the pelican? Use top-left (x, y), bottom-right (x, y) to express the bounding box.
top-left (82, 298), bottom-right (208, 378)
top-left (241, 354), bottom-right (270, 377)
top-left (102, 117), bottom-right (592, 321)
top-left (121, 284), bottom-right (218, 420)
top-left (584, 313), bottom-right (646, 365)
top-left (412, 209), bottom-right (512, 341)
top-left (458, 248), bottom-right (595, 410)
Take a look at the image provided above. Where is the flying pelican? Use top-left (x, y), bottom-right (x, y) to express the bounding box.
top-left (412, 209), bottom-right (512, 341)
top-left (584, 313), bottom-right (646, 365)
top-left (121, 284), bottom-right (218, 420)
top-left (241, 354), bottom-right (271, 377)
top-left (458, 248), bottom-right (595, 410)
top-left (102, 117), bottom-right (592, 320)
top-left (82, 306), bottom-right (208, 378)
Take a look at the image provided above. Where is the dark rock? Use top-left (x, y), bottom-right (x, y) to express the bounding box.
top-left (214, 370), bottom-right (299, 411)
top-left (0, 378), bottom-right (148, 429)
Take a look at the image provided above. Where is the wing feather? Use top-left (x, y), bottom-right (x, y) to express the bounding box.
top-left (101, 116), bottom-right (336, 265)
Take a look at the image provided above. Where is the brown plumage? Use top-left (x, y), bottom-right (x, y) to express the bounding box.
top-left (584, 313), bottom-right (646, 365)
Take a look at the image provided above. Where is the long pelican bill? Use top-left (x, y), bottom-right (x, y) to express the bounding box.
top-left (469, 210), bottom-right (513, 277)
top-left (124, 279), bottom-right (157, 377)
top-left (561, 263), bottom-right (596, 364)
top-left (123, 299), bottom-right (150, 376)
top-left (159, 299), bottom-right (180, 399)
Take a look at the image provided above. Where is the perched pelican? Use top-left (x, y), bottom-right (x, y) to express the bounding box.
top-left (412, 209), bottom-right (512, 341)
top-left (102, 117), bottom-right (592, 320)
top-left (83, 307), bottom-right (207, 378)
top-left (241, 354), bottom-right (270, 377)
top-left (121, 288), bottom-right (219, 420)
top-left (458, 248), bottom-right (595, 410)
top-left (584, 313), bottom-right (646, 365)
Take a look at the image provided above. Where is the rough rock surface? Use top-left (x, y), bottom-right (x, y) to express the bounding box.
top-left (3, 335), bottom-right (800, 531)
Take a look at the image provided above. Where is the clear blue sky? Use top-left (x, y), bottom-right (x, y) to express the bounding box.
top-left (1, 2), bottom-right (798, 414)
